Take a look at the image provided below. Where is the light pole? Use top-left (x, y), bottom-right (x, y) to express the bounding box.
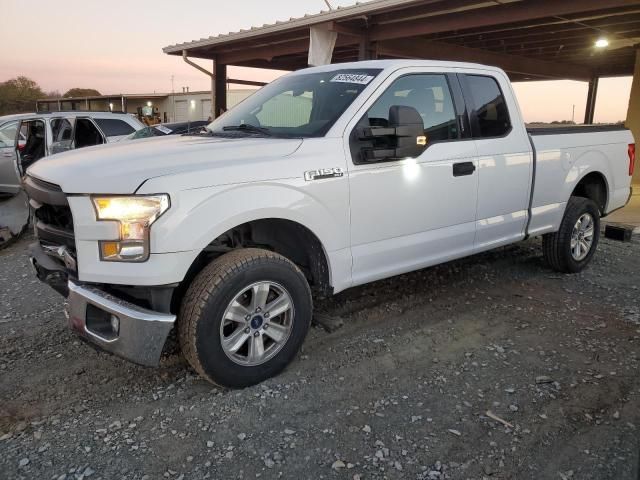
top-left (171, 75), bottom-right (175, 122)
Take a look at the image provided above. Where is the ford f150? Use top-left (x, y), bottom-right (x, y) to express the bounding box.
top-left (25, 60), bottom-right (635, 387)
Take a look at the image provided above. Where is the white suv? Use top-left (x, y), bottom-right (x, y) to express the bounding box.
top-left (0, 111), bottom-right (144, 196)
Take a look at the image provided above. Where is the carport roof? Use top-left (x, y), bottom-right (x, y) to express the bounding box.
top-left (163, 0), bottom-right (640, 81)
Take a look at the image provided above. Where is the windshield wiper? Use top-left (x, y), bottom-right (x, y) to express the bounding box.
top-left (222, 124), bottom-right (273, 136)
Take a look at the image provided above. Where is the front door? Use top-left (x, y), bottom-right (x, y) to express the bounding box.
top-left (0, 120), bottom-right (22, 195)
top-left (346, 70), bottom-right (479, 286)
top-left (17, 118), bottom-right (47, 175)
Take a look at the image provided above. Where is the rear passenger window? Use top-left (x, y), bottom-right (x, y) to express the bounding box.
top-left (94, 118), bottom-right (135, 137)
top-left (75, 119), bottom-right (104, 148)
top-left (50, 118), bottom-right (74, 154)
top-left (465, 75), bottom-right (511, 138)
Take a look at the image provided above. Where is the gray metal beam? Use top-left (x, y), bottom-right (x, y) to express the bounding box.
top-left (370, 0), bottom-right (639, 42)
top-left (377, 38), bottom-right (594, 81)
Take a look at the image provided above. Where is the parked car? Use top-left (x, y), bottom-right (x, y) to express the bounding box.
top-left (124, 121), bottom-right (209, 141)
top-left (0, 111), bottom-right (144, 196)
top-left (26, 60), bottom-right (635, 388)
top-left (0, 113), bottom-right (32, 197)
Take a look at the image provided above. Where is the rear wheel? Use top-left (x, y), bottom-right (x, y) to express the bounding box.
top-left (178, 248), bottom-right (312, 388)
top-left (542, 196), bottom-right (600, 273)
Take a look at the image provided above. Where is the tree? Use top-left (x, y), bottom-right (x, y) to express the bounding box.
top-left (0, 76), bottom-right (45, 115)
top-left (63, 88), bottom-right (101, 98)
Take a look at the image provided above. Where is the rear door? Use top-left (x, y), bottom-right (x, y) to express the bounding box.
top-left (458, 72), bottom-right (533, 251)
top-left (50, 117), bottom-right (75, 155)
top-left (73, 117), bottom-right (105, 149)
top-left (0, 120), bottom-right (22, 195)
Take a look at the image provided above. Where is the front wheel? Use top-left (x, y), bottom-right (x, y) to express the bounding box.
top-left (542, 196), bottom-right (600, 273)
top-left (178, 248), bottom-right (312, 388)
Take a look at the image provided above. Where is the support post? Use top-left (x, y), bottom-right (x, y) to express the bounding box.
top-left (215, 63), bottom-right (227, 117)
top-left (211, 60), bottom-right (216, 120)
top-left (627, 48), bottom-right (640, 184)
top-left (358, 32), bottom-right (371, 61)
top-left (584, 76), bottom-right (599, 124)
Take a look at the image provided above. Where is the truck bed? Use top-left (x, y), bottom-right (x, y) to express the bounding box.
top-left (527, 124), bottom-right (628, 136)
top-left (526, 125), bottom-right (634, 238)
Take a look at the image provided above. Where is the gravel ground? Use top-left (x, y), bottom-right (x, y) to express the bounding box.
top-left (1, 233), bottom-right (639, 480)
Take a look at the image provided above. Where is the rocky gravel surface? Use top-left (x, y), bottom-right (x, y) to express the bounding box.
top-left (1, 233), bottom-right (639, 480)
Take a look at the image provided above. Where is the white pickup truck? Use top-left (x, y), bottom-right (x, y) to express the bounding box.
top-left (26, 60), bottom-right (635, 387)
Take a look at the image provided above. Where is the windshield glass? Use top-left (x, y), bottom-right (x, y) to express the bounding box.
top-left (126, 126), bottom-right (166, 140)
top-left (207, 68), bottom-right (382, 138)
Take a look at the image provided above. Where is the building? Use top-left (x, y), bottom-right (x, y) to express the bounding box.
top-left (36, 89), bottom-right (256, 123)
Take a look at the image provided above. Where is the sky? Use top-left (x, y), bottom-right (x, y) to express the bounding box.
top-left (0, 0), bottom-right (633, 123)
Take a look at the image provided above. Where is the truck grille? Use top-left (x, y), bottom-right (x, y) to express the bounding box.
top-left (24, 175), bottom-right (77, 269)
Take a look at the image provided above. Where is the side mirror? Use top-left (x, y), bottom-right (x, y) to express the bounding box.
top-left (358, 105), bottom-right (427, 161)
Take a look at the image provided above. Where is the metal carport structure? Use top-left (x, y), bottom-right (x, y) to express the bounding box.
top-left (163, 0), bottom-right (640, 179)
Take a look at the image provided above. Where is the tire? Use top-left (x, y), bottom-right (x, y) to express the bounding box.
top-left (178, 248), bottom-right (312, 388)
top-left (542, 196), bottom-right (600, 273)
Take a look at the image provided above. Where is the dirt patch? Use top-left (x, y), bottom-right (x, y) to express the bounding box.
top-left (0, 234), bottom-right (639, 479)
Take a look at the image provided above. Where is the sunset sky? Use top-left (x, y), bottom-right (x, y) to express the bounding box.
top-left (0, 0), bottom-right (633, 123)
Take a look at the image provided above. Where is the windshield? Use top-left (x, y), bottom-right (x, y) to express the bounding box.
top-left (207, 68), bottom-right (382, 138)
top-left (126, 126), bottom-right (167, 140)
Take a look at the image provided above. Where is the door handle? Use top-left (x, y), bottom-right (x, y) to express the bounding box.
top-left (452, 162), bottom-right (476, 177)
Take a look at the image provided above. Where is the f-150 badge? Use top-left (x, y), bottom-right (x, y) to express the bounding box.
top-left (304, 167), bottom-right (344, 181)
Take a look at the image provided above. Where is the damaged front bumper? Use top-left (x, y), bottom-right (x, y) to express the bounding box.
top-left (66, 281), bottom-right (176, 366)
top-left (30, 242), bottom-right (176, 366)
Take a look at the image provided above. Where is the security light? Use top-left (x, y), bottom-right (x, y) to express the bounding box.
top-left (594, 38), bottom-right (609, 48)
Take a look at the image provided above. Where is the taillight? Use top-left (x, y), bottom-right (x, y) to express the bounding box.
top-left (629, 144), bottom-right (636, 177)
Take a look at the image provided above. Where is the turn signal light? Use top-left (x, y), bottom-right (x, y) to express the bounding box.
top-left (629, 144), bottom-right (636, 177)
top-left (101, 242), bottom-right (120, 258)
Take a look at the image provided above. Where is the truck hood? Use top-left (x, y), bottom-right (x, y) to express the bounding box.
top-left (27, 134), bottom-right (303, 194)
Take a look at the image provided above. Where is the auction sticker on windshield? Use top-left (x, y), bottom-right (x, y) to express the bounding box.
top-left (330, 73), bottom-right (375, 85)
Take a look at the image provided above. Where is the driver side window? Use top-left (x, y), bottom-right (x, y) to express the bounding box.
top-left (0, 121), bottom-right (18, 148)
top-left (365, 74), bottom-right (459, 142)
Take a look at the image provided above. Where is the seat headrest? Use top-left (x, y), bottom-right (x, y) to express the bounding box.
top-left (407, 88), bottom-right (436, 112)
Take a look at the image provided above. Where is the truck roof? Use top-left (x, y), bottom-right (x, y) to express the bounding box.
top-left (292, 59), bottom-right (506, 76)
top-left (1, 111), bottom-right (136, 124)
top-left (24, 111), bottom-right (135, 119)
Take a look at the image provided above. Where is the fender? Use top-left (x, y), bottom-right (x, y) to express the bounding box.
top-left (145, 180), bottom-right (352, 290)
top-left (529, 147), bottom-right (613, 236)
top-left (562, 149), bottom-right (611, 208)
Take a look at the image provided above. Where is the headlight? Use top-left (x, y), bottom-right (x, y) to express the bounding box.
top-left (92, 195), bottom-right (170, 262)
